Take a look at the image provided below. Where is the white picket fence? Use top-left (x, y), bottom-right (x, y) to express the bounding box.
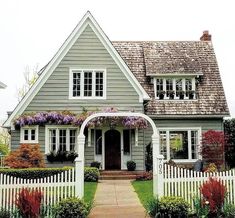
top-left (0, 167), bottom-right (76, 213)
top-left (155, 160), bottom-right (235, 209)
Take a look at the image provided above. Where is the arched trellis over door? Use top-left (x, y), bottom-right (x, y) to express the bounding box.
top-left (74, 112), bottom-right (163, 198)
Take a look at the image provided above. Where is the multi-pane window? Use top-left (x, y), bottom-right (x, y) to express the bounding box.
top-left (70, 69), bottom-right (105, 98)
top-left (159, 129), bottom-right (200, 160)
top-left (47, 127), bottom-right (77, 152)
top-left (155, 77), bottom-right (196, 100)
top-left (21, 126), bottom-right (38, 143)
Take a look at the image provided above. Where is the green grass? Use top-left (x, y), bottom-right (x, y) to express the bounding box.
top-left (132, 180), bottom-right (154, 209)
top-left (84, 182), bottom-right (98, 204)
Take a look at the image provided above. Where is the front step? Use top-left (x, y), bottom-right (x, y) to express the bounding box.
top-left (99, 170), bottom-right (144, 180)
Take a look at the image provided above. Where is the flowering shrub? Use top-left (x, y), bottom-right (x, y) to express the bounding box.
top-left (15, 188), bottom-right (43, 218)
top-left (14, 108), bottom-right (148, 129)
top-left (200, 177), bottom-right (227, 215)
top-left (4, 144), bottom-right (45, 168)
top-left (200, 130), bottom-right (225, 168)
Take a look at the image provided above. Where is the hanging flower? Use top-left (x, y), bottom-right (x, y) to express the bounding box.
top-left (14, 108), bottom-right (148, 129)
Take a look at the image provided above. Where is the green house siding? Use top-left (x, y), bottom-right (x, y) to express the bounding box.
top-left (24, 25), bottom-right (142, 114)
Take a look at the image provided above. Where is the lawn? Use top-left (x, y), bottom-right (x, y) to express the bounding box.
top-left (84, 182), bottom-right (97, 204)
top-left (132, 180), bottom-right (153, 209)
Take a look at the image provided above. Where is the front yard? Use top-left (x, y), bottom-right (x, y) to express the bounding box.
top-left (132, 180), bottom-right (153, 209)
top-left (84, 182), bottom-right (97, 204)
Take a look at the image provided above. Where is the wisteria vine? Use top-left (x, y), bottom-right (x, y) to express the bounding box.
top-left (14, 108), bottom-right (148, 129)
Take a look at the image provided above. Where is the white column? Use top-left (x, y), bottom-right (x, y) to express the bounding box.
top-left (155, 154), bottom-right (164, 197)
top-left (75, 157), bottom-right (84, 198)
top-left (152, 133), bottom-right (160, 197)
top-left (75, 134), bottom-right (85, 198)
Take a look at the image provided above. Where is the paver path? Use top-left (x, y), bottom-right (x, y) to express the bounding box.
top-left (89, 180), bottom-right (148, 218)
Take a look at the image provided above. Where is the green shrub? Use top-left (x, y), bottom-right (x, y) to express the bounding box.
top-left (223, 202), bottom-right (235, 217)
top-left (0, 167), bottom-right (72, 179)
top-left (146, 198), bottom-right (160, 217)
top-left (159, 196), bottom-right (190, 218)
top-left (90, 161), bottom-right (101, 169)
top-left (84, 167), bottom-right (100, 182)
top-left (127, 160), bottom-right (136, 171)
top-left (54, 197), bottom-right (89, 218)
top-left (0, 208), bottom-right (11, 218)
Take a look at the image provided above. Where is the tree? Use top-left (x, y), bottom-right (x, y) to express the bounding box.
top-left (200, 130), bottom-right (225, 169)
top-left (17, 65), bottom-right (38, 102)
top-left (224, 119), bottom-right (235, 168)
top-left (0, 127), bottom-right (10, 155)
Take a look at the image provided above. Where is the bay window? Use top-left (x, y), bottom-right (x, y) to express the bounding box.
top-left (159, 128), bottom-right (201, 161)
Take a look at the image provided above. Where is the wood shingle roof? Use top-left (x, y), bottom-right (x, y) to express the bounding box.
top-left (112, 41), bottom-right (229, 117)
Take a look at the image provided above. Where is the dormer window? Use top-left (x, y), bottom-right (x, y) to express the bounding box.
top-left (154, 77), bottom-right (196, 100)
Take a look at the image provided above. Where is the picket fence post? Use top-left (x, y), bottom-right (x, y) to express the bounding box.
top-left (75, 157), bottom-right (84, 198)
top-left (155, 154), bottom-right (164, 198)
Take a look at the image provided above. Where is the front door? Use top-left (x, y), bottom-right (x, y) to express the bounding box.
top-left (105, 130), bottom-right (121, 169)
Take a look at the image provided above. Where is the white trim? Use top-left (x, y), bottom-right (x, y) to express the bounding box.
top-left (88, 128), bottom-right (91, 147)
top-left (149, 72), bottom-right (203, 77)
top-left (135, 128), bottom-right (138, 146)
top-left (158, 127), bottom-right (202, 161)
top-left (20, 125), bottom-right (39, 144)
top-left (69, 69), bottom-right (107, 99)
top-left (3, 11), bottom-right (149, 127)
top-left (45, 125), bottom-right (79, 154)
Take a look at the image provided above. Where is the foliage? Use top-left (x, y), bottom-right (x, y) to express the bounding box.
top-left (193, 196), bottom-right (210, 218)
top-left (14, 107), bottom-right (148, 129)
top-left (158, 196), bottom-right (190, 218)
top-left (84, 167), bottom-right (100, 182)
top-left (132, 180), bottom-right (154, 208)
top-left (46, 151), bottom-right (78, 163)
top-left (200, 177), bottom-right (227, 216)
top-left (145, 142), bottom-right (152, 171)
top-left (54, 197), bottom-right (89, 218)
top-left (0, 167), bottom-right (72, 179)
top-left (146, 198), bottom-right (160, 218)
top-left (223, 202), bottom-right (235, 218)
top-left (90, 161), bottom-right (101, 169)
top-left (0, 208), bottom-right (11, 218)
top-left (224, 119), bottom-right (235, 168)
top-left (0, 127), bottom-right (10, 155)
top-left (204, 163), bottom-right (218, 173)
top-left (127, 160), bottom-right (136, 171)
top-left (136, 171), bottom-right (152, 181)
top-left (4, 144), bottom-right (45, 168)
top-left (200, 130), bottom-right (225, 168)
top-left (15, 188), bottom-right (43, 218)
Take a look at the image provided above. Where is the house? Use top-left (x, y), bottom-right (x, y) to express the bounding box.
top-left (3, 12), bottom-right (229, 170)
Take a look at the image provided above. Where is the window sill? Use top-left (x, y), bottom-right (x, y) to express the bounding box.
top-left (69, 96), bottom-right (106, 100)
top-left (20, 141), bottom-right (39, 144)
top-left (155, 99), bottom-right (198, 102)
top-left (163, 159), bottom-right (198, 163)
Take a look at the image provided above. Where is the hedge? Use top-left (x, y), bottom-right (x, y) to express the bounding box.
top-left (0, 167), bottom-right (99, 181)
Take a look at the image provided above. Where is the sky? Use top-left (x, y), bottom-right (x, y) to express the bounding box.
top-left (0, 0), bottom-right (234, 122)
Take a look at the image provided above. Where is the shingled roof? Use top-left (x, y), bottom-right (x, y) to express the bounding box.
top-left (112, 41), bottom-right (230, 117)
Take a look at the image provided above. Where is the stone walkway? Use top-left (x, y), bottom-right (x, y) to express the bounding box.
top-left (89, 180), bottom-right (148, 218)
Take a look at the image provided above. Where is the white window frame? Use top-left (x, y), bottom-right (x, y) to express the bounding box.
top-left (69, 68), bottom-right (107, 99)
top-left (20, 125), bottom-right (39, 143)
top-left (154, 77), bottom-right (196, 100)
top-left (158, 127), bottom-right (202, 163)
top-left (45, 125), bottom-right (78, 154)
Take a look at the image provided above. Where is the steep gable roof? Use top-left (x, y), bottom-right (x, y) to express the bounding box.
top-left (3, 12), bottom-right (149, 127)
top-left (113, 41), bottom-right (230, 117)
